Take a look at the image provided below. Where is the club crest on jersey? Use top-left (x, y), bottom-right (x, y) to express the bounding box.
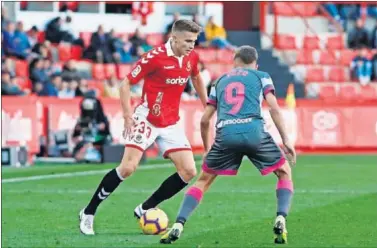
top-left (131, 65), bottom-right (141, 78)
top-left (186, 61), bottom-right (191, 72)
top-left (134, 134), bottom-right (143, 144)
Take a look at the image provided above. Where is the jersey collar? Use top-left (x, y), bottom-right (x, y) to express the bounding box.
top-left (165, 38), bottom-right (184, 58)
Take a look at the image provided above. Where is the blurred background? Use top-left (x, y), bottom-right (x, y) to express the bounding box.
top-left (1, 1), bottom-right (377, 166)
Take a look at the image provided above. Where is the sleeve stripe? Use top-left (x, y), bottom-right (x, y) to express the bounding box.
top-left (263, 86), bottom-right (275, 96)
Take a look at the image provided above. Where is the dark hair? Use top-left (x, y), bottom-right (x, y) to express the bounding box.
top-left (172, 19), bottom-right (201, 33)
top-left (234, 46), bottom-right (258, 64)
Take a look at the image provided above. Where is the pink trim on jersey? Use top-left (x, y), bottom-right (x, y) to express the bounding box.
top-left (276, 179), bottom-right (294, 192)
top-left (260, 156), bottom-right (286, 176)
top-left (186, 186), bottom-right (203, 202)
top-left (207, 99), bottom-right (217, 107)
top-left (202, 163), bottom-right (238, 176)
top-left (163, 148), bottom-right (192, 159)
top-left (263, 86), bottom-right (275, 96)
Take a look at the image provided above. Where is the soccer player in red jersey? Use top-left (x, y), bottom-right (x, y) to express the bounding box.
top-left (79, 20), bottom-right (207, 235)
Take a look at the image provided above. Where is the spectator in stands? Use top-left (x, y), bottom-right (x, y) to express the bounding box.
top-left (58, 80), bottom-right (76, 99)
top-left (348, 19), bottom-right (370, 49)
top-left (61, 59), bottom-right (81, 82)
top-left (129, 28), bottom-right (151, 57)
top-left (41, 74), bottom-right (62, 96)
top-left (192, 14), bottom-right (207, 47)
top-left (1, 6), bottom-right (10, 30)
top-left (370, 22), bottom-right (377, 49)
top-left (350, 47), bottom-right (373, 86)
top-left (15, 21), bottom-right (32, 53)
top-left (1, 71), bottom-right (27, 96)
top-left (27, 26), bottom-right (39, 48)
top-left (3, 22), bottom-right (31, 59)
top-left (367, 4), bottom-right (377, 19)
top-left (61, 14), bottom-right (84, 47)
top-left (165, 12), bottom-right (180, 42)
top-left (32, 40), bottom-right (53, 60)
top-left (371, 52), bottom-right (377, 81)
top-left (45, 16), bottom-right (64, 43)
top-left (205, 16), bottom-right (235, 50)
top-left (114, 35), bottom-right (133, 64)
top-left (2, 58), bottom-right (15, 77)
top-left (30, 58), bottom-right (49, 85)
top-left (76, 78), bottom-right (94, 97)
top-left (323, 4), bottom-right (360, 28)
top-left (84, 25), bottom-right (113, 63)
top-left (104, 75), bottom-right (120, 99)
top-left (43, 58), bottom-right (61, 76)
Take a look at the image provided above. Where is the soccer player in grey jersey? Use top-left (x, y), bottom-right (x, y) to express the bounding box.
top-left (161, 46), bottom-right (296, 245)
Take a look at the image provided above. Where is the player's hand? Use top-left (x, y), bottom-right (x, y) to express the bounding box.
top-left (123, 114), bottom-right (134, 138)
top-left (282, 139), bottom-right (296, 167)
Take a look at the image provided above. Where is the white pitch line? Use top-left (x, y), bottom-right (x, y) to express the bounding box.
top-left (1, 163), bottom-right (173, 184)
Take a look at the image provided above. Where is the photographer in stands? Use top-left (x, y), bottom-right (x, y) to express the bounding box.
top-left (72, 95), bottom-right (112, 162)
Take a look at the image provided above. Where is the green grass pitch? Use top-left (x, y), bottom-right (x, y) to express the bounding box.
top-left (2, 155), bottom-right (377, 247)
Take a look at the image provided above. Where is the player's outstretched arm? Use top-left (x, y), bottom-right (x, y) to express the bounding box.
top-left (191, 74), bottom-right (208, 108)
top-left (119, 77), bottom-right (134, 131)
top-left (265, 92), bottom-right (296, 165)
top-left (200, 105), bottom-right (216, 153)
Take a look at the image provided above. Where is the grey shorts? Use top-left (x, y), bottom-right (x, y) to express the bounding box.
top-left (202, 131), bottom-right (286, 176)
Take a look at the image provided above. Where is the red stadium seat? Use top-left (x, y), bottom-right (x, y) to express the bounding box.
top-left (196, 49), bottom-right (217, 63)
top-left (80, 32), bottom-right (92, 48)
top-left (71, 45), bottom-right (82, 60)
top-left (273, 3), bottom-right (294, 16)
top-left (105, 64), bottom-right (116, 79)
top-left (92, 64), bottom-right (106, 80)
top-left (37, 31), bottom-right (45, 43)
top-left (319, 51), bottom-right (338, 65)
top-left (14, 60), bottom-right (29, 78)
top-left (359, 84), bottom-right (377, 99)
top-left (217, 49), bottom-right (235, 63)
top-left (328, 67), bottom-right (347, 82)
top-left (326, 35), bottom-right (344, 50)
top-left (14, 77), bottom-right (32, 90)
top-left (291, 3), bottom-right (317, 16)
top-left (58, 44), bottom-right (72, 62)
top-left (146, 33), bottom-right (164, 47)
top-left (117, 64), bottom-right (132, 79)
top-left (319, 84), bottom-right (337, 99)
top-left (339, 49), bottom-right (357, 66)
top-left (274, 3), bottom-right (317, 16)
top-left (296, 50), bottom-right (314, 64)
top-left (306, 67), bottom-right (325, 82)
top-left (303, 36), bottom-right (321, 50)
top-left (275, 35), bottom-right (297, 50)
top-left (339, 84), bottom-right (358, 100)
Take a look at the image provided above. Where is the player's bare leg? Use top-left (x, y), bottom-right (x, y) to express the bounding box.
top-left (160, 171), bottom-right (217, 244)
top-left (79, 146), bottom-right (143, 235)
top-left (135, 150), bottom-right (197, 218)
top-left (273, 162), bottom-right (293, 244)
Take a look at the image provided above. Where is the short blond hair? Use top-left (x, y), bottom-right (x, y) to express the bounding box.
top-left (172, 19), bottom-right (202, 33)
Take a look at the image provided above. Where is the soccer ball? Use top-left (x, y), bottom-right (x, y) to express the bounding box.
top-left (139, 208), bottom-right (169, 235)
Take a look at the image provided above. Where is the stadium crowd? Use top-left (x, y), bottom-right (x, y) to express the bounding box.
top-left (1, 6), bottom-right (235, 99)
